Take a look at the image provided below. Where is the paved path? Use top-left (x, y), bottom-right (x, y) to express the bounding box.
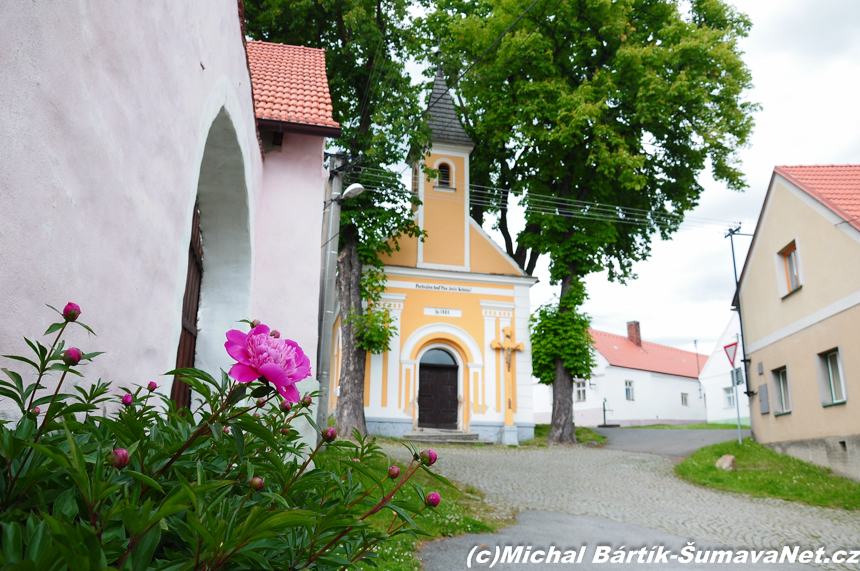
top-left (381, 445), bottom-right (860, 571)
top-left (594, 428), bottom-right (752, 458)
top-left (421, 511), bottom-right (809, 570)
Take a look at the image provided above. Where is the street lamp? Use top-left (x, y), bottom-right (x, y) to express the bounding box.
top-left (340, 182), bottom-right (365, 202)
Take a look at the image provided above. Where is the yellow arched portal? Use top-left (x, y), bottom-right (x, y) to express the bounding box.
top-left (413, 335), bottom-right (473, 430)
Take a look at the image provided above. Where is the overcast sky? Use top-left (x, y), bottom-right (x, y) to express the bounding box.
top-left (480, 0), bottom-right (860, 358)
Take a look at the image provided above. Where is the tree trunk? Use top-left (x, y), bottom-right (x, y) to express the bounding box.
top-left (547, 271), bottom-right (578, 444)
top-left (335, 225), bottom-right (368, 437)
top-left (547, 357), bottom-right (576, 443)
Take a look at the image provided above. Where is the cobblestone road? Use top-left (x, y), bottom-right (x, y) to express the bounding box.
top-left (383, 444), bottom-right (860, 570)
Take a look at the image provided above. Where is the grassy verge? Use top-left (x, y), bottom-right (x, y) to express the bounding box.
top-left (520, 424), bottom-right (607, 447)
top-left (626, 422), bottom-right (750, 429)
top-left (361, 462), bottom-right (511, 570)
top-left (675, 438), bottom-right (860, 510)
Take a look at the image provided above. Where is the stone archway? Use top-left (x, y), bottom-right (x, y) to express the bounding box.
top-left (171, 104), bottom-right (253, 404)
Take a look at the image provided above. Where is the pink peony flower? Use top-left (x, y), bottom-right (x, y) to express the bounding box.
top-left (425, 492), bottom-right (441, 508)
top-left (321, 427), bottom-right (337, 443)
top-left (121, 393), bottom-right (133, 406)
top-left (62, 347), bottom-right (83, 366)
top-left (419, 449), bottom-right (437, 466)
top-left (62, 302), bottom-right (81, 322)
top-left (110, 448), bottom-right (130, 469)
top-left (388, 466), bottom-right (400, 479)
top-left (148, 381), bottom-right (157, 391)
top-left (250, 477), bottom-right (264, 491)
top-left (224, 324), bottom-right (311, 403)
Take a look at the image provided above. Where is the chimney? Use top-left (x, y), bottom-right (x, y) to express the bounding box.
top-left (627, 321), bottom-right (642, 347)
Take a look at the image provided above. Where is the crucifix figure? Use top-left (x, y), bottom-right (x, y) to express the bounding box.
top-left (491, 326), bottom-right (524, 425)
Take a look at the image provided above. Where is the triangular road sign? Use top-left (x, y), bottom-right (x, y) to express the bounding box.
top-left (724, 342), bottom-right (739, 367)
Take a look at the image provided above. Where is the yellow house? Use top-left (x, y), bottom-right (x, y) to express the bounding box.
top-left (738, 165), bottom-right (860, 480)
top-left (329, 71), bottom-right (537, 444)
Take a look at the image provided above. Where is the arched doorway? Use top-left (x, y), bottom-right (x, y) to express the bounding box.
top-left (418, 348), bottom-right (459, 429)
top-left (170, 106), bottom-right (252, 405)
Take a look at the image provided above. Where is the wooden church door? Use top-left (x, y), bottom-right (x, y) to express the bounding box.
top-left (417, 349), bottom-right (459, 429)
top-left (170, 201), bottom-right (203, 407)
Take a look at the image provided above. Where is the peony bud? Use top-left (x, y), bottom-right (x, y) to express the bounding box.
top-left (256, 397), bottom-right (266, 408)
top-left (249, 476), bottom-right (264, 491)
top-left (31, 406), bottom-right (40, 416)
top-left (121, 393), bottom-right (133, 406)
top-left (280, 427), bottom-right (291, 436)
top-left (62, 347), bottom-right (83, 366)
top-left (110, 448), bottom-right (130, 469)
top-left (253, 413), bottom-right (260, 419)
top-left (62, 302), bottom-right (81, 322)
top-left (425, 492), bottom-right (441, 508)
top-left (223, 426), bottom-right (231, 435)
top-left (250, 319), bottom-right (261, 328)
top-left (280, 400), bottom-right (292, 414)
top-left (352, 458), bottom-right (361, 462)
top-left (270, 330), bottom-right (281, 338)
top-left (419, 449), bottom-right (437, 466)
top-left (321, 427), bottom-right (337, 443)
top-left (388, 465), bottom-right (400, 479)
top-left (148, 381), bottom-right (157, 391)
top-left (301, 395), bottom-right (313, 408)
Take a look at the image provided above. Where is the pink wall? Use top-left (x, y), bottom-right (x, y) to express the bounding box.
top-left (253, 134), bottom-right (327, 387)
top-left (0, 2), bottom-right (269, 419)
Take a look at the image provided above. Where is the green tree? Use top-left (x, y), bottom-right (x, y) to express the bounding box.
top-left (430, 0), bottom-right (757, 442)
top-left (244, 1), bottom-right (433, 436)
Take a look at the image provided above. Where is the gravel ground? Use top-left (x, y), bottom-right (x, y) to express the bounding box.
top-left (383, 444), bottom-right (860, 570)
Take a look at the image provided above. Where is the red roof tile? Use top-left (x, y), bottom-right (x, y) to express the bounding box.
top-left (246, 41), bottom-right (340, 133)
top-left (589, 329), bottom-right (708, 379)
top-left (775, 165), bottom-right (860, 231)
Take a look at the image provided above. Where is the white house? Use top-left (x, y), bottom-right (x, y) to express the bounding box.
top-left (0, 2), bottom-right (338, 447)
top-left (698, 313), bottom-right (750, 425)
top-left (534, 321), bottom-right (708, 427)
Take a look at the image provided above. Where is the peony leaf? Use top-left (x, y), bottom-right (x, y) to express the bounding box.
top-left (125, 471), bottom-right (164, 494)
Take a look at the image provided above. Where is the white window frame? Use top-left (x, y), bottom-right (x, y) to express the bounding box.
top-left (625, 380), bottom-right (634, 401)
top-left (724, 386), bottom-right (735, 409)
top-left (825, 350), bottom-right (846, 404)
top-left (681, 393), bottom-right (689, 407)
top-left (774, 367), bottom-right (792, 414)
top-left (575, 380), bottom-right (586, 402)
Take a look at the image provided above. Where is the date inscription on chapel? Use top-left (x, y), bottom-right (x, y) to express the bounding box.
top-left (424, 307), bottom-right (463, 318)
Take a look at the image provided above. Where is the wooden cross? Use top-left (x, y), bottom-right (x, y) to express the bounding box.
top-left (491, 326), bottom-right (524, 423)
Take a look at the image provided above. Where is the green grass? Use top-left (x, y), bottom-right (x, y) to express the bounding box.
top-left (676, 438), bottom-right (860, 510)
top-left (625, 422), bottom-right (750, 429)
top-left (520, 424), bottom-right (607, 447)
top-left (361, 462), bottom-right (510, 570)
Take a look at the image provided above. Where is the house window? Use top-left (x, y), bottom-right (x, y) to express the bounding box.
top-left (438, 163), bottom-right (451, 187)
top-left (824, 350), bottom-right (846, 404)
top-left (774, 367), bottom-right (792, 413)
top-left (780, 242), bottom-right (800, 293)
top-left (625, 380), bottom-right (634, 401)
top-left (575, 380), bottom-right (586, 402)
top-left (724, 387), bottom-right (735, 409)
top-left (681, 393), bottom-right (689, 406)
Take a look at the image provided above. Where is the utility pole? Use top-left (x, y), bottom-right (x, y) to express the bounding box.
top-left (316, 154), bottom-right (347, 431)
top-left (733, 333), bottom-right (743, 445)
top-left (726, 226), bottom-right (755, 398)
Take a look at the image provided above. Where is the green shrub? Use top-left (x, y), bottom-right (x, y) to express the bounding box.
top-left (0, 304), bottom-right (449, 570)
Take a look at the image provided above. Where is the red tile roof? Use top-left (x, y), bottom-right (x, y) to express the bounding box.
top-left (775, 165), bottom-right (860, 231)
top-left (589, 329), bottom-right (708, 379)
top-left (246, 41), bottom-right (340, 135)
